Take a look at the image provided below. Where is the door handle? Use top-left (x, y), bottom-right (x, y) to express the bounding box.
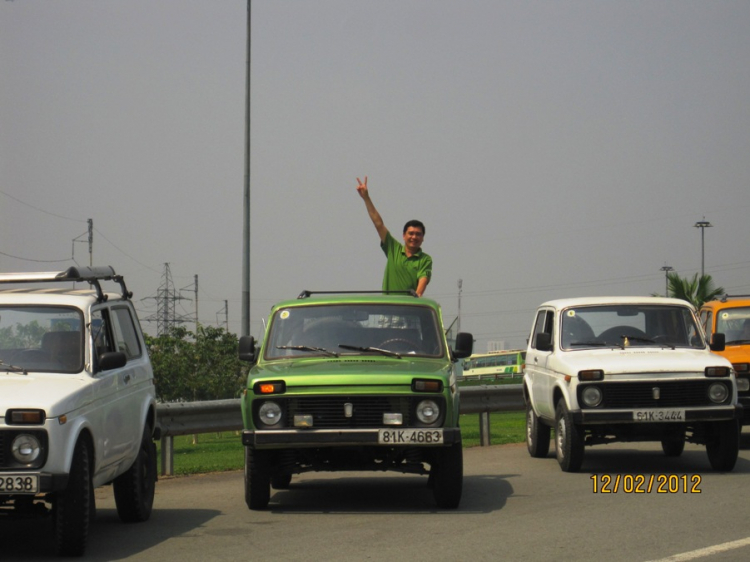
top-left (124, 374), bottom-right (131, 384)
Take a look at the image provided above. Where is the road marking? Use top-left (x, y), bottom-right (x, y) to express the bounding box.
top-left (646, 537), bottom-right (750, 561)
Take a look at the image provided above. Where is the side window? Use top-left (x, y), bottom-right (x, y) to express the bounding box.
top-left (531, 310), bottom-right (553, 349)
top-left (91, 309), bottom-right (115, 358)
top-left (701, 311), bottom-right (713, 335)
top-left (110, 306), bottom-right (142, 360)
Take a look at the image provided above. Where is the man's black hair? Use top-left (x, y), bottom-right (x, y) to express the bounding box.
top-left (403, 220), bottom-right (425, 235)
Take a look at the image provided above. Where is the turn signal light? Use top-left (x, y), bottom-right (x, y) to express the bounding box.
top-left (7, 409), bottom-right (46, 425)
top-left (412, 379), bottom-right (442, 392)
top-left (732, 363), bottom-right (749, 374)
top-left (578, 370), bottom-right (604, 381)
top-left (705, 367), bottom-right (730, 377)
top-left (253, 381), bottom-right (286, 395)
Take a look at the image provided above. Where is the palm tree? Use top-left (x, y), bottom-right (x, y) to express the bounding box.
top-left (665, 272), bottom-right (725, 309)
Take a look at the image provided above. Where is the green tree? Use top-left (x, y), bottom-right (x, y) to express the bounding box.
top-left (666, 272), bottom-right (724, 309)
top-left (145, 325), bottom-right (248, 403)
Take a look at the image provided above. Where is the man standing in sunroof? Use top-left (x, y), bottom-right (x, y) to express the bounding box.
top-left (356, 176), bottom-right (432, 296)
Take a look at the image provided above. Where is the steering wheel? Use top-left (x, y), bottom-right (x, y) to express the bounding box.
top-left (378, 338), bottom-right (421, 352)
top-left (597, 326), bottom-right (648, 344)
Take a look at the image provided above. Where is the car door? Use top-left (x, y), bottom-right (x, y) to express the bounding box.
top-left (526, 308), bottom-right (556, 419)
top-left (90, 304), bottom-right (146, 476)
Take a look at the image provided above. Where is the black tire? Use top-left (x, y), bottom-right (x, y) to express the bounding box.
top-left (113, 425), bottom-right (157, 522)
top-left (271, 473), bottom-right (292, 490)
top-left (526, 402), bottom-right (551, 458)
top-left (432, 441), bottom-right (463, 509)
top-left (54, 438), bottom-right (93, 557)
top-left (661, 428), bottom-right (686, 457)
top-left (555, 401), bottom-right (584, 472)
top-left (706, 420), bottom-right (740, 472)
top-left (245, 447), bottom-right (271, 510)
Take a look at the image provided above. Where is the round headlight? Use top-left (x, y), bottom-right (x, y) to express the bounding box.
top-left (708, 382), bottom-right (729, 404)
top-left (416, 400), bottom-right (440, 424)
top-left (258, 401), bottom-right (283, 426)
top-left (581, 386), bottom-right (603, 408)
top-left (12, 434), bottom-right (41, 464)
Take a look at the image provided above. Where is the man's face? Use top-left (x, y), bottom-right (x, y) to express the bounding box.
top-left (403, 227), bottom-right (424, 253)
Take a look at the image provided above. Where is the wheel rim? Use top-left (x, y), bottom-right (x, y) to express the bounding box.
top-left (526, 410), bottom-right (533, 444)
top-left (557, 418), bottom-right (565, 459)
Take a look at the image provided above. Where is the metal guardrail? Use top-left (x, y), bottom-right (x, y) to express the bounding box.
top-left (156, 385), bottom-right (525, 476)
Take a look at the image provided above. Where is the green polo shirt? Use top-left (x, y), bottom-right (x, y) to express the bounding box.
top-left (380, 231), bottom-right (432, 293)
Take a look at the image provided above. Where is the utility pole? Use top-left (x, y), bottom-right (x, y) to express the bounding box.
top-left (87, 219), bottom-right (93, 266)
top-left (694, 218), bottom-right (713, 277)
top-left (71, 218), bottom-right (93, 266)
top-left (660, 265), bottom-right (674, 296)
top-left (194, 274), bottom-right (199, 333)
top-left (241, 0), bottom-right (252, 337)
top-left (457, 279), bottom-right (462, 333)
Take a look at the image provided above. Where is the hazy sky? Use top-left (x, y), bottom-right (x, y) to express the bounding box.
top-left (2, 0), bottom-right (750, 351)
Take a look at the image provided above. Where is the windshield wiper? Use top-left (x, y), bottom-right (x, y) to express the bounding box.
top-left (0, 360), bottom-right (28, 375)
top-left (338, 344), bottom-right (402, 358)
top-left (727, 339), bottom-right (750, 345)
top-left (570, 341), bottom-right (609, 347)
top-left (276, 345), bottom-right (339, 357)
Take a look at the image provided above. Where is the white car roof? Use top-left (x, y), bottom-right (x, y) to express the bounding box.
top-left (0, 288), bottom-right (124, 308)
top-left (538, 296), bottom-right (695, 311)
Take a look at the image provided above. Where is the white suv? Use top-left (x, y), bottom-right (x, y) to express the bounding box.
top-left (0, 266), bottom-right (158, 556)
top-left (523, 296), bottom-right (742, 472)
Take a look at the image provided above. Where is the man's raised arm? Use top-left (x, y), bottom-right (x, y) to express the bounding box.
top-left (356, 176), bottom-right (388, 243)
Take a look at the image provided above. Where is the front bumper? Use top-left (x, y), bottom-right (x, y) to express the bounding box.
top-left (243, 427), bottom-right (462, 448)
top-left (0, 472), bottom-right (68, 496)
top-left (573, 404), bottom-right (743, 425)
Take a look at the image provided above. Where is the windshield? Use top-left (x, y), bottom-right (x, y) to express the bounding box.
top-left (560, 304), bottom-right (704, 350)
top-left (264, 303), bottom-right (444, 359)
top-left (715, 306), bottom-right (750, 344)
top-left (0, 306), bottom-right (84, 373)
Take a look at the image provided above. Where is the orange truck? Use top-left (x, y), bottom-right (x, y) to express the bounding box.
top-left (700, 295), bottom-right (750, 425)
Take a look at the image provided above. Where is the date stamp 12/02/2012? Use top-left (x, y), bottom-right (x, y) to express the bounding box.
top-left (591, 474), bottom-right (702, 494)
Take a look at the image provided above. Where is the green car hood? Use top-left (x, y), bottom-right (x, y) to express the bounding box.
top-left (248, 357), bottom-right (452, 388)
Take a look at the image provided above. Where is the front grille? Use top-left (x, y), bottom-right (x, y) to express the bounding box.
top-left (580, 380), bottom-right (728, 409)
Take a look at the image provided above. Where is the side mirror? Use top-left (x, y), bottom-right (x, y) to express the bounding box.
top-left (239, 336), bottom-right (257, 363)
top-left (98, 351), bottom-right (127, 372)
top-left (452, 332), bottom-right (473, 359)
top-left (535, 332), bottom-right (553, 352)
top-left (710, 332), bottom-right (725, 352)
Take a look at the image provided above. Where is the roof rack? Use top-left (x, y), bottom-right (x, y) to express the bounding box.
top-left (720, 294), bottom-right (750, 302)
top-left (297, 289), bottom-right (418, 299)
top-left (0, 266), bottom-right (132, 303)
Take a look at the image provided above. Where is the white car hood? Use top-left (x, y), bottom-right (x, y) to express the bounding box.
top-left (551, 347), bottom-right (732, 376)
top-left (0, 373), bottom-right (92, 418)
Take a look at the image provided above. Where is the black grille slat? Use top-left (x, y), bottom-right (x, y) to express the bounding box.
top-left (582, 380), bottom-right (724, 409)
top-left (284, 396), bottom-right (414, 429)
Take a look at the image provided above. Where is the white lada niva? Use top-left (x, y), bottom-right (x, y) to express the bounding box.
top-left (523, 296), bottom-right (742, 472)
top-left (0, 267), bottom-right (158, 556)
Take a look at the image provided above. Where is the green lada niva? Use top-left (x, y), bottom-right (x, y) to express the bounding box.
top-left (238, 291), bottom-right (473, 510)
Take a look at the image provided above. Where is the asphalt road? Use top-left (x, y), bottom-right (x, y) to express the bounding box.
top-left (4, 434), bottom-right (750, 562)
